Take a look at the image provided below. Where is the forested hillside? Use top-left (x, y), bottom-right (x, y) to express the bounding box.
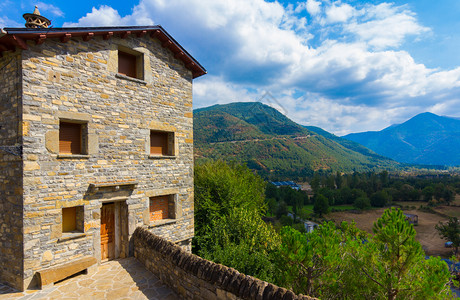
top-left (194, 102), bottom-right (399, 179)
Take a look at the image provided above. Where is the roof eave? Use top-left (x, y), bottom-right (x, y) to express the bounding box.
top-left (0, 25), bottom-right (206, 78)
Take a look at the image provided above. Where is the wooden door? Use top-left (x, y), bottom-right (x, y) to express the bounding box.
top-left (101, 203), bottom-right (115, 261)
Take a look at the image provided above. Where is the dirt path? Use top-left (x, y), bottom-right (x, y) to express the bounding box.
top-left (329, 208), bottom-right (452, 257)
top-left (209, 135), bottom-right (312, 145)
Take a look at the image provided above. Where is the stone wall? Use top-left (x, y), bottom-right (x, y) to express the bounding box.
top-left (0, 50), bottom-right (24, 291)
top-left (133, 227), bottom-right (316, 300)
top-left (18, 33), bottom-right (194, 289)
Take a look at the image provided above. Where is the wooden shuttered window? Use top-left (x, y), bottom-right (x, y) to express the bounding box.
top-left (118, 51), bottom-right (137, 78)
top-left (149, 196), bottom-right (171, 221)
top-left (62, 207), bottom-right (76, 232)
top-left (150, 131), bottom-right (169, 156)
top-left (59, 122), bottom-right (82, 154)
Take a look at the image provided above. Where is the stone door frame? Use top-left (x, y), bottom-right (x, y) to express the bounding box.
top-left (97, 199), bottom-right (129, 262)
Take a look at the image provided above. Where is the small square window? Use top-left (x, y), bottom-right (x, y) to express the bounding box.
top-left (118, 47), bottom-right (143, 80)
top-left (62, 206), bottom-right (84, 233)
top-left (150, 130), bottom-right (175, 156)
top-left (149, 195), bottom-right (175, 222)
top-left (59, 121), bottom-right (87, 155)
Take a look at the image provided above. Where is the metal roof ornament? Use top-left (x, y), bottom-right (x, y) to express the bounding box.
top-left (23, 6), bottom-right (51, 28)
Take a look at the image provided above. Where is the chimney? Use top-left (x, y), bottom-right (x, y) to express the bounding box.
top-left (23, 6), bottom-right (51, 28)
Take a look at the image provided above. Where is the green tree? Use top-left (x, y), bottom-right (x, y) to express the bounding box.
top-left (444, 187), bottom-right (455, 205)
top-left (194, 160), bottom-right (279, 281)
top-left (311, 175), bottom-right (320, 193)
top-left (313, 194), bottom-right (330, 216)
top-left (275, 223), bottom-right (345, 297)
top-left (370, 190), bottom-right (391, 207)
top-left (326, 175), bottom-right (336, 189)
top-left (354, 195), bottom-right (371, 210)
top-left (335, 171), bottom-right (343, 189)
top-left (434, 183), bottom-right (445, 201)
top-left (436, 217), bottom-right (460, 254)
top-left (380, 170), bottom-right (389, 187)
top-left (265, 197), bottom-right (277, 216)
top-left (422, 185), bottom-right (434, 202)
top-left (292, 192), bottom-right (304, 221)
top-left (352, 208), bottom-right (452, 300)
top-left (338, 186), bottom-right (353, 205)
top-left (276, 200), bottom-right (288, 219)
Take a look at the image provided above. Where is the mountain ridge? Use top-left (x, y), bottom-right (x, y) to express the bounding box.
top-left (194, 102), bottom-right (399, 179)
top-left (343, 112), bottom-right (460, 166)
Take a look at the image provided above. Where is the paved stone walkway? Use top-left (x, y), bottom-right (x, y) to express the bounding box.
top-left (0, 257), bottom-right (179, 299)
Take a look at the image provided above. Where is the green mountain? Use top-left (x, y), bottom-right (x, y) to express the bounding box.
top-left (343, 112), bottom-right (460, 166)
top-left (194, 102), bottom-right (399, 179)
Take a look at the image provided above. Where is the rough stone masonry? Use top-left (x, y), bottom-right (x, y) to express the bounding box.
top-left (0, 25), bottom-right (205, 291)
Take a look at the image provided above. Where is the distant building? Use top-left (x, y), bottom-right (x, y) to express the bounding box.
top-left (270, 181), bottom-right (301, 190)
top-left (304, 220), bottom-right (319, 233)
top-left (404, 213), bottom-right (418, 224)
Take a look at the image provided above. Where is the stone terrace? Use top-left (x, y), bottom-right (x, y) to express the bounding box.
top-left (0, 257), bottom-right (178, 299)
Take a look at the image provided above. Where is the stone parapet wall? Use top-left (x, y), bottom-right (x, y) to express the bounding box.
top-left (0, 51), bottom-right (24, 290)
top-left (133, 227), bottom-right (316, 300)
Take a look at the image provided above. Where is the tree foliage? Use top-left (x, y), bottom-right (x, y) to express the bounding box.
top-left (275, 208), bottom-right (452, 299)
top-left (356, 208), bottom-right (449, 300)
top-left (194, 160), bottom-right (279, 281)
top-left (194, 162), bottom-right (453, 299)
top-left (436, 217), bottom-right (460, 254)
top-left (275, 223), bottom-right (345, 296)
top-left (313, 194), bottom-right (330, 216)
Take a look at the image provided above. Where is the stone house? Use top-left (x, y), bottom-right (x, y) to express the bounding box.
top-left (0, 8), bottom-right (205, 291)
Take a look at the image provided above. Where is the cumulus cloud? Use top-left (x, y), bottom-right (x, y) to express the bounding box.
top-left (326, 3), bottom-right (355, 24)
top-left (64, 0), bottom-right (460, 134)
top-left (63, 5), bottom-right (153, 27)
top-left (306, 0), bottom-right (322, 16)
top-left (193, 76), bottom-right (257, 108)
top-left (345, 3), bottom-right (430, 49)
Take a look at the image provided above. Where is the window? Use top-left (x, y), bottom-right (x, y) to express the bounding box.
top-left (62, 207), bottom-right (76, 232)
top-left (62, 206), bottom-right (84, 233)
top-left (150, 130), bottom-right (175, 156)
top-left (149, 195), bottom-right (175, 221)
top-left (118, 47), bottom-right (143, 80)
top-left (59, 121), bottom-right (87, 155)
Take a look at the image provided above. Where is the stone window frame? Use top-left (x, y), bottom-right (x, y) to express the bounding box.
top-left (149, 195), bottom-right (175, 221)
top-left (59, 120), bottom-right (87, 156)
top-left (46, 111), bottom-right (97, 159)
top-left (147, 123), bottom-right (178, 159)
top-left (149, 130), bottom-right (176, 158)
top-left (115, 45), bottom-right (146, 84)
top-left (145, 188), bottom-right (182, 227)
top-left (60, 205), bottom-right (85, 241)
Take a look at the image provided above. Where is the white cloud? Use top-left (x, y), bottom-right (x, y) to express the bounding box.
top-left (63, 5), bottom-right (153, 27)
top-left (193, 76), bottom-right (256, 108)
top-left (35, 2), bottom-right (64, 17)
top-left (345, 3), bottom-right (430, 49)
top-left (65, 0), bottom-right (460, 134)
top-left (428, 99), bottom-right (460, 116)
top-left (0, 16), bottom-right (22, 28)
top-left (326, 3), bottom-right (355, 24)
top-left (306, 0), bottom-right (322, 16)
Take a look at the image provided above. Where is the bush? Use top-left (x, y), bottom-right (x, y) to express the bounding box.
top-left (354, 196), bottom-right (371, 210)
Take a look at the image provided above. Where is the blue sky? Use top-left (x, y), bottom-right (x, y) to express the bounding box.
top-left (2, 0), bottom-right (460, 135)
